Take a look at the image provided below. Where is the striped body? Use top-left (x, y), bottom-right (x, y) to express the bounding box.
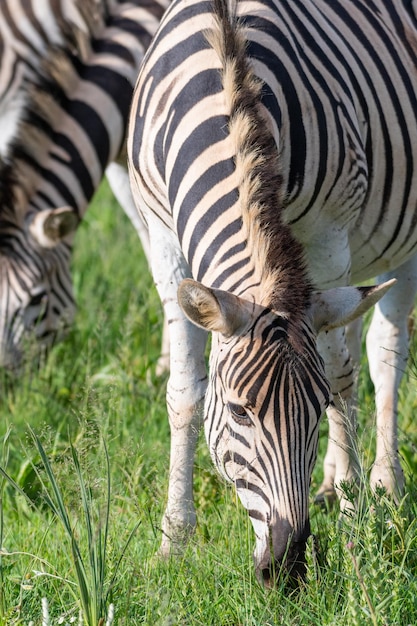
top-left (128, 0), bottom-right (417, 583)
top-left (131, 0), bottom-right (417, 283)
top-left (0, 0), bottom-right (167, 366)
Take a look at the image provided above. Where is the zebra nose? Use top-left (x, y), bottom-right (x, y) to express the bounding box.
top-left (255, 519), bottom-right (310, 588)
top-left (260, 542), bottom-right (308, 588)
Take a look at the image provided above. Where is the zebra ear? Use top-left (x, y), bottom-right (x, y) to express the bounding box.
top-left (178, 279), bottom-right (253, 337)
top-left (309, 279), bottom-right (396, 333)
top-left (28, 207), bottom-right (79, 248)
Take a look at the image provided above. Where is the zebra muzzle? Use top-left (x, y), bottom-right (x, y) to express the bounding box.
top-left (254, 518), bottom-right (310, 588)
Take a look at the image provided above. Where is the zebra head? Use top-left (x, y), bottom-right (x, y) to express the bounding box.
top-left (0, 205), bottom-right (78, 370)
top-left (178, 277), bottom-right (394, 586)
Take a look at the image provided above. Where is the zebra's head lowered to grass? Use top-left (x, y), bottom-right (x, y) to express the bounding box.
top-left (0, 164), bottom-right (79, 368)
top-left (0, 2), bottom-right (101, 369)
top-left (178, 278), bottom-right (393, 585)
top-left (0, 1), bottom-right (106, 370)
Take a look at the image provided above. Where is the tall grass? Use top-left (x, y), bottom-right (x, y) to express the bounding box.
top-left (25, 430), bottom-right (138, 625)
top-left (0, 180), bottom-right (417, 624)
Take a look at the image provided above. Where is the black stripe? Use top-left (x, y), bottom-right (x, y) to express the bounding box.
top-left (176, 157), bottom-right (234, 244)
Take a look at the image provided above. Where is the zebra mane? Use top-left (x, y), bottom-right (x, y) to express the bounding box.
top-left (207, 0), bottom-right (312, 321)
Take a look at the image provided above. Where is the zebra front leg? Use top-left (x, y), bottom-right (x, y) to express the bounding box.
top-left (148, 219), bottom-right (208, 556)
top-left (106, 162), bottom-right (152, 259)
top-left (160, 318), bottom-right (207, 556)
top-left (106, 162), bottom-right (170, 374)
top-left (366, 256), bottom-right (417, 499)
top-left (157, 283), bottom-right (207, 556)
top-left (155, 317), bottom-right (170, 377)
top-left (315, 318), bottom-right (363, 504)
top-left (316, 326), bottom-right (360, 512)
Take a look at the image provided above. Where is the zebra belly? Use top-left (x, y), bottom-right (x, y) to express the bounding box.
top-left (349, 222), bottom-right (417, 284)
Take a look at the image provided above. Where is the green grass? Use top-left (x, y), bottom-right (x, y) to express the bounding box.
top-left (1, 180), bottom-right (417, 624)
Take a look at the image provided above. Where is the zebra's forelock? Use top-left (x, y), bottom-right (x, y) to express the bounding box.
top-left (207, 0), bottom-right (312, 325)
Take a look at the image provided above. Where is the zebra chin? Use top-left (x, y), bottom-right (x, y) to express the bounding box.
top-left (253, 517), bottom-right (310, 589)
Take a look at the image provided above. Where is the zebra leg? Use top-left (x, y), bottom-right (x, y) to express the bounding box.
top-left (316, 318), bottom-right (363, 505)
top-left (147, 217), bottom-right (208, 556)
top-left (315, 326), bottom-right (360, 511)
top-left (366, 255), bottom-right (417, 498)
top-left (106, 162), bottom-right (151, 258)
top-left (105, 162), bottom-right (170, 374)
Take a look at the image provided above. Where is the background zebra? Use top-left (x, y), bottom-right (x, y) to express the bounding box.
top-left (0, 0), bottom-right (168, 368)
top-left (128, 0), bottom-right (417, 584)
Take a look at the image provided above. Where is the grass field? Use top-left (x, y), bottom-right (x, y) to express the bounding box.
top-left (1, 180), bottom-right (417, 625)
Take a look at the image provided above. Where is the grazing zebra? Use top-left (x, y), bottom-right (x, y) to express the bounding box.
top-left (128, 0), bottom-right (417, 584)
top-left (0, 0), bottom-right (168, 368)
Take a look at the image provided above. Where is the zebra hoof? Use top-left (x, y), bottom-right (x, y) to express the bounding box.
top-left (158, 512), bottom-right (197, 559)
top-left (314, 486), bottom-right (337, 509)
top-left (370, 461), bottom-right (404, 504)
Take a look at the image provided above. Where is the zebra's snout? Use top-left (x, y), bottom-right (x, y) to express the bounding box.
top-left (259, 541), bottom-right (308, 588)
top-left (254, 518), bottom-right (310, 588)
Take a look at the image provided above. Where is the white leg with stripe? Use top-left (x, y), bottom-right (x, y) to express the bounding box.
top-left (106, 161), bottom-right (170, 374)
top-left (316, 326), bottom-right (359, 511)
top-left (367, 255), bottom-right (417, 498)
top-left (316, 317), bottom-right (363, 504)
top-left (147, 214), bottom-right (208, 555)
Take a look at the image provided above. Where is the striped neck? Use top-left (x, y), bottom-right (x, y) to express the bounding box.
top-left (194, 0), bottom-right (312, 316)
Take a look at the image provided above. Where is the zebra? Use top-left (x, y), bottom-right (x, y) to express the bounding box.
top-left (127, 0), bottom-right (417, 584)
top-left (0, 0), bottom-right (168, 369)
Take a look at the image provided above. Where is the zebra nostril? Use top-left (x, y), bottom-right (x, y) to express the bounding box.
top-left (287, 552), bottom-right (308, 586)
top-left (257, 552), bottom-right (307, 589)
top-left (261, 566), bottom-right (274, 589)
top-left (259, 554), bottom-right (307, 589)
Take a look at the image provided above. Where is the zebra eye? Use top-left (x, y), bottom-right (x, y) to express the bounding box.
top-left (228, 402), bottom-right (252, 426)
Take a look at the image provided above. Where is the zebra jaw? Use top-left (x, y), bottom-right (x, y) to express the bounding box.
top-left (28, 206), bottom-right (79, 249)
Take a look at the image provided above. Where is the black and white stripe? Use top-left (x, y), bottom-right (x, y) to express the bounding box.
top-left (0, 0), bottom-right (168, 367)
